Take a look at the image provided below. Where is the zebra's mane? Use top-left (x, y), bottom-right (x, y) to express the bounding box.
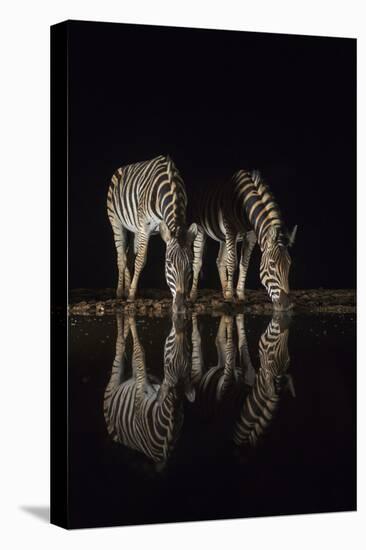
top-left (160, 155), bottom-right (187, 236)
top-left (248, 169), bottom-right (289, 246)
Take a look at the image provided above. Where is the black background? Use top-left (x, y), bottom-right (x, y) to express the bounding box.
top-left (68, 20), bottom-right (356, 291)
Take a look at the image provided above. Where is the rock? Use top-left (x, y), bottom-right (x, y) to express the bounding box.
top-left (67, 289), bottom-right (356, 317)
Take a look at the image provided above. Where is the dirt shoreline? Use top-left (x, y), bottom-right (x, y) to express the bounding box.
top-left (67, 289), bottom-right (356, 317)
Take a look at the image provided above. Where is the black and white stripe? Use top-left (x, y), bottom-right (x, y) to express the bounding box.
top-left (233, 315), bottom-right (293, 449)
top-left (107, 155), bottom-right (198, 312)
top-left (190, 170), bottom-right (297, 310)
top-left (103, 314), bottom-right (194, 466)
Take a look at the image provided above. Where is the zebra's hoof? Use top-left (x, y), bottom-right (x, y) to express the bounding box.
top-left (236, 293), bottom-right (245, 301)
top-left (116, 288), bottom-right (124, 299)
top-left (189, 293), bottom-right (197, 302)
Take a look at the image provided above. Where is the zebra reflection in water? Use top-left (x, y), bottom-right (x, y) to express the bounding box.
top-left (103, 314), bottom-right (194, 466)
top-left (233, 315), bottom-right (294, 450)
top-left (192, 313), bottom-right (293, 449)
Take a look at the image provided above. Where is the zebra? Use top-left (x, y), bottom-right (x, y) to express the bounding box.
top-left (233, 314), bottom-right (294, 449)
top-left (190, 170), bottom-right (297, 311)
top-left (107, 155), bottom-right (198, 313)
top-left (103, 313), bottom-right (195, 466)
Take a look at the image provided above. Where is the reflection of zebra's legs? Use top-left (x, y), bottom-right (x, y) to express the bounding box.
top-left (215, 315), bottom-right (227, 368)
top-left (128, 230), bottom-right (150, 302)
top-left (216, 242), bottom-right (228, 297)
top-left (191, 313), bottom-right (203, 385)
top-left (216, 315), bottom-right (236, 398)
top-left (236, 314), bottom-right (256, 386)
top-left (109, 216), bottom-right (131, 299)
top-left (103, 314), bottom-right (130, 431)
top-left (222, 316), bottom-right (236, 382)
top-left (236, 231), bottom-right (256, 300)
top-left (190, 228), bottom-right (206, 301)
top-left (128, 316), bottom-right (147, 413)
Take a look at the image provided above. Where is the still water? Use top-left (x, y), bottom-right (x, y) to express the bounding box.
top-left (68, 311), bottom-right (356, 529)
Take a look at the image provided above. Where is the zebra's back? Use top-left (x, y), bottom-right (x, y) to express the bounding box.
top-left (199, 169), bottom-right (286, 244)
top-left (107, 154), bottom-right (188, 235)
top-left (199, 174), bottom-right (253, 242)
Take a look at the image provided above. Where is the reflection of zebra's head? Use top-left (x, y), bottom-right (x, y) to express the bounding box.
top-left (158, 315), bottom-right (195, 404)
top-left (160, 222), bottom-right (197, 314)
top-left (260, 225), bottom-right (297, 311)
top-left (259, 315), bottom-right (291, 394)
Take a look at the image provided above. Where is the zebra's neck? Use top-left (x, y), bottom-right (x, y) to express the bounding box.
top-left (156, 157), bottom-right (187, 237)
top-left (233, 170), bottom-right (285, 251)
top-left (153, 389), bottom-right (183, 457)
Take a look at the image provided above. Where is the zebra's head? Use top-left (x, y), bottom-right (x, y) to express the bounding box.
top-left (160, 222), bottom-right (197, 314)
top-left (260, 225), bottom-right (297, 311)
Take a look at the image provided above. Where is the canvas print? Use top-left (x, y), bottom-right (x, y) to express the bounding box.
top-left (51, 20), bottom-right (356, 529)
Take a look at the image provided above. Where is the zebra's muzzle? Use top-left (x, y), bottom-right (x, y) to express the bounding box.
top-left (273, 290), bottom-right (293, 311)
top-left (172, 291), bottom-right (187, 314)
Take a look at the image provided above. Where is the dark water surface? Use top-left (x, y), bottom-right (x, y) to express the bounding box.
top-left (68, 312), bottom-right (356, 529)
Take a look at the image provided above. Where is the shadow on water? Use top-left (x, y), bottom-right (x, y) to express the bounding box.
top-left (67, 309), bottom-right (356, 529)
top-left (20, 506), bottom-right (49, 523)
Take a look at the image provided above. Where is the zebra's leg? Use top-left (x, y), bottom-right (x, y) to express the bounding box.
top-left (190, 228), bottom-right (206, 302)
top-left (108, 214), bottom-right (130, 299)
top-left (236, 314), bottom-right (256, 386)
top-left (127, 230), bottom-right (150, 302)
top-left (216, 241), bottom-right (228, 296)
top-left (224, 230), bottom-right (238, 302)
top-left (236, 231), bottom-right (256, 301)
top-left (124, 234), bottom-right (135, 296)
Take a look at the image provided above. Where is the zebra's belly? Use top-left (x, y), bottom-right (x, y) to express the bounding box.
top-left (200, 205), bottom-right (248, 243)
top-left (119, 215), bottom-right (161, 236)
top-left (201, 216), bottom-right (226, 242)
top-left (202, 221), bottom-right (244, 244)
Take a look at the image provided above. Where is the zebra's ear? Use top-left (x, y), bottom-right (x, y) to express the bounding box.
top-left (185, 383), bottom-right (196, 402)
top-left (288, 225), bottom-right (298, 247)
top-left (186, 223), bottom-right (199, 247)
top-left (159, 221), bottom-right (172, 243)
top-left (285, 374), bottom-right (296, 397)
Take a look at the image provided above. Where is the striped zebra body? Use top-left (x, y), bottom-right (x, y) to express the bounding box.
top-left (104, 314), bottom-right (194, 465)
top-left (233, 315), bottom-right (293, 449)
top-left (191, 170), bottom-right (297, 310)
top-left (107, 155), bottom-right (197, 312)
